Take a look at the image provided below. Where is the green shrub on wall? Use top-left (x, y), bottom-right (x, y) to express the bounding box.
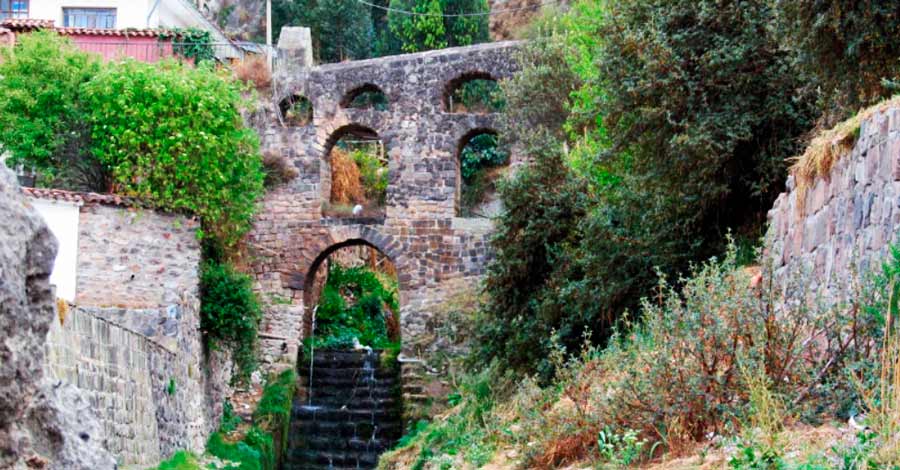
top-left (81, 59), bottom-right (265, 252)
top-left (0, 31), bottom-right (106, 190)
top-left (200, 261), bottom-right (262, 383)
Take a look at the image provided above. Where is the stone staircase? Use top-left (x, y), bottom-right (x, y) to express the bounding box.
top-left (284, 349), bottom-right (403, 470)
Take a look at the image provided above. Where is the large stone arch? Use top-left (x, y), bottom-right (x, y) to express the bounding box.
top-left (296, 226), bottom-right (407, 340)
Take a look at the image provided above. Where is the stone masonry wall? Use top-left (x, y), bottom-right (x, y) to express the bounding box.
top-left (27, 192), bottom-right (229, 467)
top-left (250, 41), bottom-right (521, 376)
top-left (768, 106), bottom-right (900, 298)
top-left (76, 204), bottom-right (201, 308)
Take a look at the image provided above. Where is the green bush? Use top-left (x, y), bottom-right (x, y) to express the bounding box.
top-left (0, 31), bottom-right (105, 191)
top-left (776, 0), bottom-right (900, 117)
top-left (82, 59), bottom-right (264, 252)
top-left (349, 148), bottom-right (389, 207)
top-left (200, 261), bottom-right (262, 383)
top-left (207, 427), bottom-right (273, 470)
top-left (273, 0), bottom-right (374, 63)
top-left (309, 263), bottom-right (399, 350)
top-left (379, 0), bottom-right (488, 55)
top-left (155, 451), bottom-right (202, 470)
top-left (253, 369), bottom-right (297, 462)
top-left (451, 79), bottom-right (505, 114)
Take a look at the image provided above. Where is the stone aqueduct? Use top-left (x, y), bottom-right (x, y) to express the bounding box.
top-left (247, 40), bottom-right (522, 382)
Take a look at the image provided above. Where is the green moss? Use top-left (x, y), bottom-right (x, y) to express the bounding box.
top-left (207, 430), bottom-right (267, 470)
top-left (253, 369), bottom-right (297, 461)
top-left (155, 451), bottom-right (202, 470)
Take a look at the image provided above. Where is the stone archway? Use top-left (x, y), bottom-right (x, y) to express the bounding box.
top-left (300, 236), bottom-right (404, 341)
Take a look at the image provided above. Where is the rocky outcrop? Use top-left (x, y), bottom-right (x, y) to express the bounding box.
top-left (0, 163), bottom-right (114, 469)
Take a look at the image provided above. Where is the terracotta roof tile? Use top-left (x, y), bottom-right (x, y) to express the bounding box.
top-left (0, 18), bottom-right (175, 38)
top-left (22, 187), bottom-right (146, 208)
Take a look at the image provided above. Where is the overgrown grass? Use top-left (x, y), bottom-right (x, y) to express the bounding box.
top-left (381, 242), bottom-right (893, 469)
top-left (155, 451), bottom-right (202, 470)
top-left (791, 96), bottom-right (900, 215)
top-left (206, 370), bottom-right (297, 470)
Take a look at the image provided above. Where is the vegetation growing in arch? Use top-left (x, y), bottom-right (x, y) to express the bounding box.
top-left (325, 127), bottom-right (388, 218)
top-left (445, 74), bottom-right (505, 114)
top-left (341, 83), bottom-right (389, 111)
top-left (280, 94), bottom-right (314, 127)
top-left (457, 130), bottom-right (509, 218)
top-left (305, 245), bottom-right (400, 352)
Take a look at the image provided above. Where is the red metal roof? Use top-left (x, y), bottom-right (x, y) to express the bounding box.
top-left (22, 187), bottom-right (146, 208)
top-left (0, 18), bottom-right (175, 38)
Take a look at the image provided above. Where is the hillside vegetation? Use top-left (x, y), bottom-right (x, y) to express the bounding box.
top-left (380, 0), bottom-right (900, 468)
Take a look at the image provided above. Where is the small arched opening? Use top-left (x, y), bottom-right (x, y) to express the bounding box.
top-left (443, 72), bottom-right (505, 114)
top-left (456, 128), bottom-right (510, 218)
top-left (279, 93), bottom-right (314, 126)
top-left (340, 83), bottom-right (389, 111)
top-left (322, 125), bottom-right (388, 219)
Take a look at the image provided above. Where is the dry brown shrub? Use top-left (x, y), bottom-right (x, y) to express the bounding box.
top-left (532, 428), bottom-right (599, 469)
top-left (330, 148), bottom-right (366, 205)
top-left (262, 151), bottom-right (299, 188)
top-left (233, 54), bottom-right (271, 91)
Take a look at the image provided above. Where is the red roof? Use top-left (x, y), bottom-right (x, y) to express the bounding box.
top-left (0, 18), bottom-right (175, 38)
top-left (22, 187), bottom-right (146, 208)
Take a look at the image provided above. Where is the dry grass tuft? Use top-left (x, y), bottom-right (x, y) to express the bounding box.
top-left (330, 148), bottom-right (366, 205)
top-left (791, 96), bottom-right (900, 215)
top-left (233, 54), bottom-right (271, 91)
top-left (56, 299), bottom-right (68, 325)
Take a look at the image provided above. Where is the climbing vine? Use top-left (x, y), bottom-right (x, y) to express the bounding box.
top-left (170, 28), bottom-right (216, 64)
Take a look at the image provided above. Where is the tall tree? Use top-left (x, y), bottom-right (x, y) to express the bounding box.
top-left (273, 0), bottom-right (374, 62)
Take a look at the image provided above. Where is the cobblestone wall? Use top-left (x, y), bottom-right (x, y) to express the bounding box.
top-left (768, 106), bottom-right (900, 298)
top-left (76, 204), bottom-right (201, 308)
top-left (250, 42), bottom-right (520, 375)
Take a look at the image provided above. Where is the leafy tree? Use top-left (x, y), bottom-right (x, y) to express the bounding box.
top-left (0, 31), bottom-right (105, 190)
top-left (777, 0), bottom-right (900, 117)
top-left (386, 0), bottom-right (448, 53)
top-left (82, 59), bottom-right (265, 251)
top-left (476, 0), bottom-right (815, 377)
top-left (273, 0), bottom-right (374, 63)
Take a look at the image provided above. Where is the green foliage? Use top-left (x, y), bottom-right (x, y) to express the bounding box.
top-left (349, 148), bottom-right (389, 207)
top-left (776, 0), bottom-right (900, 117)
top-left (155, 451), bottom-right (202, 470)
top-left (253, 369), bottom-right (296, 460)
top-left (310, 263), bottom-right (399, 350)
top-left (380, 0), bottom-right (488, 55)
top-left (387, 0), bottom-right (447, 53)
top-left (478, 0), bottom-right (816, 377)
top-left (0, 31), bottom-right (106, 191)
top-left (207, 427), bottom-right (273, 470)
top-left (82, 59), bottom-right (264, 252)
top-left (200, 261), bottom-right (262, 383)
top-left (167, 378), bottom-right (177, 396)
top-left (273, 0), bottom-right (374, 63)
top-left (348, 90), bottom-right (389, 111)
top-left (220, 402), bottom-right (243, 434)
top-left (171, 28), bottom-right (215, 64)
top-left (458, 133), bottom-right (508, 216)
top-left (381, 367), bottom-right (506, 470)
top-left (450, 79), bottom-right (505, 114)
top-left (596, 428), bottom-right (649, 467)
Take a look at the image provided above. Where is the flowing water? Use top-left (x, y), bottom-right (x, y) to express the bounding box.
top-left (284, 349), bottom-right (403, 469)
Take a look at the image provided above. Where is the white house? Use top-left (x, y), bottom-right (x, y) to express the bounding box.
top-left (3, 0), bottom-right (240, 59)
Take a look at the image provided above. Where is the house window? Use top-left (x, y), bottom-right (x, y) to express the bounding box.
top-left (63, 8), bottom-right (117, 29)
top-left (0, 0), bottom-right (29, 20)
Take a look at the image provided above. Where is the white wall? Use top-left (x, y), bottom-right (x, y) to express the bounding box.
top-left (29, 0), bottom-right (155, 28)
top-left (29, 198), bottom-right (80, 302)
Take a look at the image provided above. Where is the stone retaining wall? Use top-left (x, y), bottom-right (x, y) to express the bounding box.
top-left (44, 305), bottom-right (231, 467)
top-left (767, 106), bottom-right (900, 298)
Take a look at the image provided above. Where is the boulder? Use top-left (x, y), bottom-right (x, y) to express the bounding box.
top-left (0, 163), bottom-right (115, 469)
